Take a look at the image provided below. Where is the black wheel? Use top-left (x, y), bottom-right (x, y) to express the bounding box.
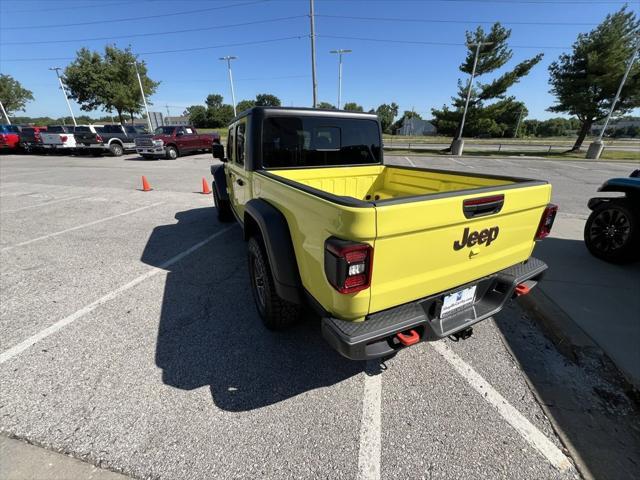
top-left (213, 186), bottom-right (233, 222)
top-left (584, 200), bottom-right (639, 263)
top-left (109, 143), bottom-right (124, 157)
top-left (248, 237), bottom-right (301, 330)
top-left (165, 146), bottom-right (179, 160)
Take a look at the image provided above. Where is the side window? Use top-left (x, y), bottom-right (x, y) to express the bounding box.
top-left (177, 127), bottom-right (185, 135)
top-left (184, 127), bottom-right (194, 134)
top-left (235, 122), bottom-right (246, 165)
top-left (227, 126), bottom-right (234, 162)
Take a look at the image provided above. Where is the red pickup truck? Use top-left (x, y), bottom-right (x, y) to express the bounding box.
top-left (134, 125), bottom-right (219, 159)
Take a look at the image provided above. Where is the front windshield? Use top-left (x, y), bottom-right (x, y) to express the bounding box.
top-left (154, 127), bottom-right (175, 135)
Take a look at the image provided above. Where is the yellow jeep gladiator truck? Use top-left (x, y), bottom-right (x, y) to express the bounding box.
top-left (210, 107), bottom-right (557, 360)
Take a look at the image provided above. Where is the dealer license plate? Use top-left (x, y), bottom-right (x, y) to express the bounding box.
top-left (440, 286), bottom-right (476, 317)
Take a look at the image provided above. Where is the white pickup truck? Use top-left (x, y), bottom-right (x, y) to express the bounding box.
top-left (40, 125), bottom-right (102, 153)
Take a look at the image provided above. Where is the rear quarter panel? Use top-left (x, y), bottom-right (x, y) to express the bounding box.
top-left (253, 172), bottom-right (376, 320)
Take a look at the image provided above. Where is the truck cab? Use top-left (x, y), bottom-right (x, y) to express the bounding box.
top-left (211, 107), bottom-right (556, 360)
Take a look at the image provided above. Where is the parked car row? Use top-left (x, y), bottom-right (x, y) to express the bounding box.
top-left (1, 123), bottom-right (220, 159)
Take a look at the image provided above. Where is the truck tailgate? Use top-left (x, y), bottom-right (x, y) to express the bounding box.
top-left (369, 182), bottom-right (551, 313)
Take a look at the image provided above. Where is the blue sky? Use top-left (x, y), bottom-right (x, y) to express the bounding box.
top-left (1, 0), bottom-right (638, 120)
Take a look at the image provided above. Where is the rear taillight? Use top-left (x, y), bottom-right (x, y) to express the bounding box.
top-left (96, 134), bottom-right (103, 143)
top-left (325, 237), bottom-right (373, 294)
top-left (535, 203), bottom-right (558, 240)
top-left (60, 135), bottom-right (68, 143)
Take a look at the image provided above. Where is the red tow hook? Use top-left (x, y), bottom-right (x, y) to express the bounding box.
top-left (515, 283), bottom-right (531, 296)
top-left (396, 329), bottom-right (420, 346)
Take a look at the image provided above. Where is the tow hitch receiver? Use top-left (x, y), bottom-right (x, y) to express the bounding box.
top-left (396, 329), bottom-right (420, 346)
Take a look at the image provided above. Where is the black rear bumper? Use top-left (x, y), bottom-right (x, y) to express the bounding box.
top-left (321, 257), bottom-right (547, 360)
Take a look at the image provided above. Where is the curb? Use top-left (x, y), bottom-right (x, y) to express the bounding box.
top-left (518, 288), bottom-right (639, 404)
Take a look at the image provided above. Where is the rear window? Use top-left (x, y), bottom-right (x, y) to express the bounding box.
top-left (21, 128), bottom-right (35, 134)
top-left (74, 126), bottom-right (91, 133)
top-left (262, 116), bottom-right (381, 169)
top-left (100, 125), bottom-right (122, 133)
top-left (47, 126), bottom-right (66, 133)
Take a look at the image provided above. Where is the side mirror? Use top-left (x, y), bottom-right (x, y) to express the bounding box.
top-left (212, 143), bottom-right (225, 161)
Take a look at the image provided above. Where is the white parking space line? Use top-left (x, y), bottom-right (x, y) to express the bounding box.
top-left (1, 203), bottom-right (164, 251)
top-left (0, 225), bottom-right (236, 365)
top-left (2, 195), bottom-right (85, 213)
top-left (431, 342), bottom-right (573, 472)
top-left (357, 361), bottom-right (382, 480)
top-left (404, 156), bottom-right (416, 167)
top-left (450, 157), bottom-right (473, 168)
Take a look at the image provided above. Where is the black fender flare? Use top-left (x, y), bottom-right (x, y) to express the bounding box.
top-left (210, 164), bottom-right (229, 201)
top-left (244, 199), bottom-right (302, 304)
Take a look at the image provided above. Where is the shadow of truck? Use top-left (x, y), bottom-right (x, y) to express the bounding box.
top-left (141, 206), bottom-right (363, 412)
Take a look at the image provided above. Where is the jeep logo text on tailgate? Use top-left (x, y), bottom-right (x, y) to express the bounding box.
top-left (453, 226), bottom-right (499, 250)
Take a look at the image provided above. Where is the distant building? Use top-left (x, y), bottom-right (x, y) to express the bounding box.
top-left (164, 115), bottom-right (190, 126)
top-left (591, 118), bottom-right (640, 135)
top-left (397, 117), bottom-right (437, 136)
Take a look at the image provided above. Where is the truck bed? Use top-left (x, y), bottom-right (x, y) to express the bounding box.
top-left (257, 164), bottom-right (550, 319)
top-left (269, 165), bottom-right (518, 203)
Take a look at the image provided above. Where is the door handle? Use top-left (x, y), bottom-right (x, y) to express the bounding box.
top-left (236, 179), bottom-right (245, 186)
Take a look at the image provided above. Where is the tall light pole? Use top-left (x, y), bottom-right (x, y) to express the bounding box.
top-left (0, 101), bottom-right (10, 124)
top-left (219, 56), bottom-right (238, 116)
top-left (330, 49), bottom-right (352, 110)
top-left (587, 40), bottom-right (639, 159)
top-left (49, 67), bottom-right (77, 127)
top-left (131, 61), bottom-right (152, 132)
top-left (451, 41), bottom-right (493, 156)
top-left (309, 0), bottom-right (318, 108)
top-left (514, 107), bottom-right (525, 138)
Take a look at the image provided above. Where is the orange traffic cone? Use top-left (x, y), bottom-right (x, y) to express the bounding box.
top-left (141, 176), bottom-right (152, 192)
top-left (201, 177), bottom-right (211, 195)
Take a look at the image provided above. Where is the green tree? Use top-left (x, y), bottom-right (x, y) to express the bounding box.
top-left (0, 74), bottom-right (34, 117)
top-left (236, 99), bottom-right (256, 112)
top-left (64, 46), bottom-right (159, 124)
top-left (255, 93), bottom-right (281, 106)
top-left (548, 7), bottom-right (640, 151)
top-left (343, 102), bottom-right (363, 112)
top-left (184, 105), bottom-right (208, 128)
top-left (431, 23), bottom-right (543, 141)
top-left (317, 101), bottom-right (337, 109)
top-left (375, 103), bottom-right (399, 133)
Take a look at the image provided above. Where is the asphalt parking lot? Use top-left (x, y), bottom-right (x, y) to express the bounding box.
top-left (1, 152), bottom-right (638, 479)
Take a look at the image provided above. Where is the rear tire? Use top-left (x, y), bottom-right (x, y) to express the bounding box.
top-left (248, 237), bottom-right (301, 330)
top-left (584, 200), bottom-right (639, 263)
top-left (109, 143), bottom-right (124, 157)
top-left (165, 146), bottom-right (178, 160)
top-left (213, 186), bottom-right (233, 222)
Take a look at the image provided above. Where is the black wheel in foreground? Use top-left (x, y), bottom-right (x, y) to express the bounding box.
top-left (584, 200), bottom-right (639, 264)
top-left (247, 237), bottom-right (301, 330)
top-left (213, 186), bottom-right (233, 222)
top-left (165, 146), bottom-right (179, 160)
top-left (109, 143), bottom-right (124, 157)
